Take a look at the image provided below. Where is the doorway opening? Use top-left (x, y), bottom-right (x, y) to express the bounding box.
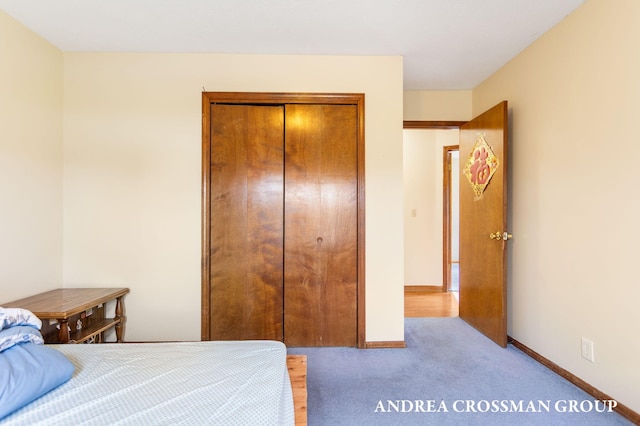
top-left (404, 102), bottom-right (509, 346)
top-left (402, 121), bottom-right (465, 318)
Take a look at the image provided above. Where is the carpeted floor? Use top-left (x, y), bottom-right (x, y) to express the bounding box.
top-left (288, 318), bottom-right (632, 425)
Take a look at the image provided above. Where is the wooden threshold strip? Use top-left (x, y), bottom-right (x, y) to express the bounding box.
top-left (508, 337), bottom-right (640, 424)
top-left (364, 341), bottom-right (406, 349)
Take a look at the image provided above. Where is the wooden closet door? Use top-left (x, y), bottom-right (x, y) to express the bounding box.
top-left (209, 104), bottom-right (285, 341)
top-left (284, 104), bottom-right (358, 346)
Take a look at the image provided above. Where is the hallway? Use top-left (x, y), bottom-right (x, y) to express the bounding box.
top-left (404, 286), bottom-right (458, 317)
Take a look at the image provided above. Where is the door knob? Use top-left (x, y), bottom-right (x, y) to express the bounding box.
top-left (490, 232), bottom-right (512, 241)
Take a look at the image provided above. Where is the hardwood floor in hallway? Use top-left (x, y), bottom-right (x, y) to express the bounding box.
top-left (404, 286), bottom-right (458, 317)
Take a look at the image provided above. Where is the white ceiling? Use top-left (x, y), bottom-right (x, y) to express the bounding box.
top-left (0, 0), bottom-right (584, 90)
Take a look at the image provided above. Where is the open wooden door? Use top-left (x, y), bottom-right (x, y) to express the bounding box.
top-left (458, 101), bottom-right (509, 347)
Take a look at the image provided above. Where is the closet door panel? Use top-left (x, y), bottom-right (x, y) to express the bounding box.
top-left (209, 104), bottom-right (285, 340)
top-left (284, 104), bottom-right (358, 346)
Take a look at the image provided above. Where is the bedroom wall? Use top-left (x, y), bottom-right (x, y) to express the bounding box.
top-left (62, 53), bottom-right (405, 343)
top-left (0, 11), bottom-right (63, 302)
top-left (473, 0), bottom-right (640, 412)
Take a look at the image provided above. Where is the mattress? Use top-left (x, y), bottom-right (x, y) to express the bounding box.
top-left (1, 340), bottom-right (294, 426)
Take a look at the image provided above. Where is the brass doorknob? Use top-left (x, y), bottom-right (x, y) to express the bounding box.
top-left (490, 232), bottom-right (512, 241)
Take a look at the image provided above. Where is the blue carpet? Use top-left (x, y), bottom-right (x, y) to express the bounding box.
top-left (288, 318), bottom-right (632, 425)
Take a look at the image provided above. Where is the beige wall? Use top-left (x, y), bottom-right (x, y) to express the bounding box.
top-left (0, 11), bottom-right (405, 344)
top-left (474, 0), bottom-right (640, 412)
top-left (0, 11), bottom-right (63, 302)
top-left (404, 90), bottom-right (472, 121)
top-left (403, 129), bottom-right (459, 286)
top-left (62, 53), bottom-right (405, 342)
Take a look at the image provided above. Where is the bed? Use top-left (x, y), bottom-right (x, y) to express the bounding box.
top-left (0, 309), bottom-right (307, 425)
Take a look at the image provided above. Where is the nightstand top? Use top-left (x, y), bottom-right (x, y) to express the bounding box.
top-left (2, 288), bottom-right (129, 319)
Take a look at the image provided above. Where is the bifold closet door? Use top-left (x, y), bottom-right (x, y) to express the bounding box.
top-left (284, 104), bottom-right (358, 347)
top-left (209, 104), bottom-right (285, 341)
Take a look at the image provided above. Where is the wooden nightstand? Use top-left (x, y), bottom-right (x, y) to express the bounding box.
top-left (3, 288), bottom-right (129, 344)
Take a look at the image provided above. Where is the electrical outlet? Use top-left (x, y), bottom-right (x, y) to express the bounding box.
top-left (581, 337), bottom-right (595, 362)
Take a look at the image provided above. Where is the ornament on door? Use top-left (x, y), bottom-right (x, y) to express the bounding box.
top-left (463, 133), bottom-right (499, 200)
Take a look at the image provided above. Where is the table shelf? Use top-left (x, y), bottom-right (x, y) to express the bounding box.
top-left (67, 318), bottom-right (122, 344)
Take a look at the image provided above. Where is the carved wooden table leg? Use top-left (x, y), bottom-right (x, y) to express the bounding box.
top-left (114, 295), bottom-right (126, 342)
top-left (58, 319), bottom-right (70, 343)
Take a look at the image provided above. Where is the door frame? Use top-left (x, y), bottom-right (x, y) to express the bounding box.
top-left (403, 121), bottom-right (466, 292)
top-left (442, 144), bottom-right (459, 293)
top-left (203, 92), bottom-right (366, 348)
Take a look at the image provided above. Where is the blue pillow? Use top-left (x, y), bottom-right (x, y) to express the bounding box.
top-left (0, 343), bottom-right (75, 420)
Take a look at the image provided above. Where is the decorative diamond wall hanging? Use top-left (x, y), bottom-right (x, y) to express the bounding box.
top-left (463, 133), bottom-right (499, 200)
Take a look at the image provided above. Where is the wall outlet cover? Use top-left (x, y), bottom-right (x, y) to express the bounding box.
top-left (581, 337), bottom-right (595, 362)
